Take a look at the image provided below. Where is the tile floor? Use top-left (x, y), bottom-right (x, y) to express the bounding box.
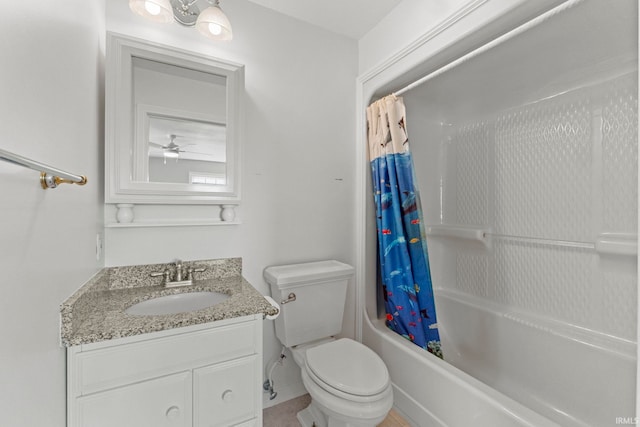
top-left (263, 394), bottom-right (411, 427)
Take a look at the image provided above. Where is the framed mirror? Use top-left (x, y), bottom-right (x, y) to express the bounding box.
top-left (105, 33), bottom-right (243, 204)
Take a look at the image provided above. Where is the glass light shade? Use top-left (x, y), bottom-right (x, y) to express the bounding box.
top-left (196, 5), bottom-right (233, 41)
top-left (163, 150), bottom-right (179, 159)
top-left (129, 0), bottom-right (173, 23)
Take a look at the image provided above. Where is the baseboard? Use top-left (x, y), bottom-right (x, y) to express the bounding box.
top-left (262, 380), bottom-right (308, 409)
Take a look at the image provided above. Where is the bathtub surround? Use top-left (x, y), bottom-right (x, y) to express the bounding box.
top-left (358, 0), bottom-right (637, 426)
top-left (414, 70), bottom-right (637, 424)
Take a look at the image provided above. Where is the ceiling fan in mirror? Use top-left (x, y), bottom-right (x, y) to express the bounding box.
top-left (150, 134), bottom-right (213, 163)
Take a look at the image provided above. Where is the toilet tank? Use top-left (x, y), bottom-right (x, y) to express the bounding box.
top-left (264, 260), bottom-right (354, 347)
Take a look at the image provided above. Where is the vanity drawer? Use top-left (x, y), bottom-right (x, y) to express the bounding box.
top-left (72, 320), bottom-right (257, 396)
top-left (75, 371), bottom-right (192, 427)
top-left (193, 355), bottom-right (258, 427)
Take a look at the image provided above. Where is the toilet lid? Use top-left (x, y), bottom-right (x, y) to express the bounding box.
top-left (305, 339), bottom-right (389, 396)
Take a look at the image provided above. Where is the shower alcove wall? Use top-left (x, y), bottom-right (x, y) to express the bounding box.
top-left (358, 0), bottom-right (638, 426)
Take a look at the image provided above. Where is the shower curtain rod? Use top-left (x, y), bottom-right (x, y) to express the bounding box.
top-left (393, 0), bottom-right (583, 97)
top-left (0, 148), bottom-right (87, 189)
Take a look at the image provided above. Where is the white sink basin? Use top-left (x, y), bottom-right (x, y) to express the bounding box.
top-left (125, 291), bottom-right (230, 316)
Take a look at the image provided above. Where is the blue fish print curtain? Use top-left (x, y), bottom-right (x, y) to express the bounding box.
top-left (366, 95), bottom-right (441, 358)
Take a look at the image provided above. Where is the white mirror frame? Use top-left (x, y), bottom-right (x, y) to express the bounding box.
top-left (105, 32), bottom-right (243, 205)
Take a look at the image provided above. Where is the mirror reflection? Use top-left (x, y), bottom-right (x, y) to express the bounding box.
top-left (105, 33), bottom-right (243, 204)
top-left (133, 56), bottom-right (227, 186)
top-left (147, 116), bottom-right (227, 185)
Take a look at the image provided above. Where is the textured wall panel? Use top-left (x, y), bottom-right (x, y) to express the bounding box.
top-left (602, 75), bottom-right (638, 234)
top-left (436, 72), bottom-right (637, 342)
top-left (454, 122), bottom-right (489, 226)
top-left (494, 98), bottom-right (592, 242)
top-left (494, 240), bottom-right (594, 327)
top-left (601, 266), bottom-right (637, 341)
top-left (455, 253), bottom-right (489, 298)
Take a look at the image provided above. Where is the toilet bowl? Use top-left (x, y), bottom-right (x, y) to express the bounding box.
top-left (293, 338), bottom-right (393, 427)
top-left (264, 261), bottom-right (393, 427)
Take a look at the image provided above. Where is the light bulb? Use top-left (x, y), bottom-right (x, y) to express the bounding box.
top-left (208, 23), bottom-right (223, 36)
top-left (145, 1), bottom-right (161, 15)
top-left (196, 3), bottom-right (232, 41)
top-left (129, 0), bottom-right (173, 23)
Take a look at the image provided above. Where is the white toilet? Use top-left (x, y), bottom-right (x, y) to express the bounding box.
top-left (264, 260), bottom-right (393, 427)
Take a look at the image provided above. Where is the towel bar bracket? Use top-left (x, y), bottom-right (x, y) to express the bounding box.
top-left (0, 147), bottom-right (87, 190)
top-left (40, 172), bottom-right (88, 189)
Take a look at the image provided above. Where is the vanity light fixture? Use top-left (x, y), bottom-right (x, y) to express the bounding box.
top-left (129, 0), bottom-right (233, 41)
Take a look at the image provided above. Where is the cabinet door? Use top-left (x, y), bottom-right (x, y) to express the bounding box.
top-left (76, 371), bottom-right (192, 427)
top-left (194, 355), bottom-right (258, 427)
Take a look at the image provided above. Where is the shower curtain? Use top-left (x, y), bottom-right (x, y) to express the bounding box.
top-left (366, 95), bottom-right (441, 357)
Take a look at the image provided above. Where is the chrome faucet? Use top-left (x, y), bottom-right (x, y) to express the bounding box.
top-left (150, 259), bottom-right (206, 287)
top-left (174, 259), bottom-right (184, 282)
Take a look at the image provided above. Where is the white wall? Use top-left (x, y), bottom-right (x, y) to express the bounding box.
top-left (0, 1), bottom-right (105, 426)
top-left (105, 0), bottom-right (357, 406)
top-left (358, 0), bottom-right (469, 74)
top-left (358, 0), bottom-right (567, 84)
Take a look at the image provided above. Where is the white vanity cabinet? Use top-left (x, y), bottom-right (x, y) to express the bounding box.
top-left (67, 315), bottom-right (263, 427)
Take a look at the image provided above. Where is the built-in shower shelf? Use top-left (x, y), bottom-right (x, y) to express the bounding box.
top-left (426, 225), bottom-right (490, 244)
top-left (595, 233), bottom-right (638, 257)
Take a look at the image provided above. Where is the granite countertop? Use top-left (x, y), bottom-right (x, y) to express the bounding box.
top-left (60, 258), bottom-right (278, 347)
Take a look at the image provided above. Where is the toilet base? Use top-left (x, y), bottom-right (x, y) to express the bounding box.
top-left (297, 398), bottom-right (390, 427)
top-left (297, 400), bottom-right (327, 427)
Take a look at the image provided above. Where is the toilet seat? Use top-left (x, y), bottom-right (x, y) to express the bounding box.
top-left (304, 338), bottom-right (390, 403)
top-left (301, 368), bottom-right (394, 423)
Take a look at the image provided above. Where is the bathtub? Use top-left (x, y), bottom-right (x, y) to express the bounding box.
top-left (362, 308), bottom-right (561, 427)
top-left (363, 287), bottom-right (634, 426)
top-left (357, 0), bottom-right (638, 426)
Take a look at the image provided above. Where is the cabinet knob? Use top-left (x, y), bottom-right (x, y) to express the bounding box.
top-left (221, 389), bottom-right (234, 403)
top-left (166, 405), bottom-right (180, 420)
